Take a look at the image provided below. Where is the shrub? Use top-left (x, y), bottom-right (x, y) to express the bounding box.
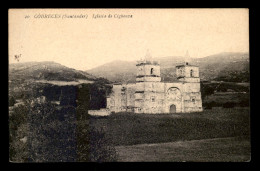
top-left (239, 100), bottom-right (250, 107)
top-left (76, 124), bottom-right (117, 162)
top-left (9, 101), bottom-right (117, 162)
top-left (204, 101), bottom-right (217, 109)
top-left (223, 102), bottom-right (235, 108)
top-left (9, 96), bottom-right (16, 106)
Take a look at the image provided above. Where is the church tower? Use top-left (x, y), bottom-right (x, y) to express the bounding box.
top-left (176, 51), bottom-right (200, 83)
top-left (175, 51), bottom-right (203, 113)
top-left (134, 50), bottom-right (162, 113)
top-left (136, 50), bottom-right (161, 82)
top-left (176, 62), bottom-right (200, 83)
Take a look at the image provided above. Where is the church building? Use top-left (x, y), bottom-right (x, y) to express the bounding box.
top-left (106, 52), bottom-right (203, 114)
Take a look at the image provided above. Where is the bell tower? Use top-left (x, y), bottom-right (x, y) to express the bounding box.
top-left (135, 50), bottom-right (162, 114)
top-left (136, 50), bottom-right (161, 82)
top-left (176, 62), bottom-right (200, 83)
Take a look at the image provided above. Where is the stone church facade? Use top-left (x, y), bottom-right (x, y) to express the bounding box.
top-left (106, 57), bottom-right (203, 114)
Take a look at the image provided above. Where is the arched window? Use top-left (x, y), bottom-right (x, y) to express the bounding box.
top-left (151, 68), bottom-right (154, 75)
top-left (121, 87), bottom-right (126, 95)
top-left (190, 69), bottom-right (194, 77)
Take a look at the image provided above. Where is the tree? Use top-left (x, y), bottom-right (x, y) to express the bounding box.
top-left (201, 83), bottom-right (215, 101)
top-left (9, 99), bottom-right (117, 162)
top-left (9, 96), bottom-right (16, 106)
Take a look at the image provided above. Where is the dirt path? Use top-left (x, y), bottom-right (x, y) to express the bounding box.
top-left (115, 137), bottom-right (250, 162)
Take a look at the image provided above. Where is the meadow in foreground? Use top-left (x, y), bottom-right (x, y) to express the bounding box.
top-left (10, 104), bottom-right (250, 162)
top-left (88, 107), bottom-right (250, 146)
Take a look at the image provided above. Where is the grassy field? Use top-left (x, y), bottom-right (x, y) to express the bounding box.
top-left (87, 108), bottom-right (250, 146)
top-left (115, 136), bottom-right (250, 162)
top-left (84, 107), bottom-right (250, 162)
top-left (9, 103), bottom-right (250, 162)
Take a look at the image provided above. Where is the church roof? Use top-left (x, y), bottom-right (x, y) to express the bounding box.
top-left (136, 60), bottom-right (159, 66)
top-left (176, 63), bottom-right (198, 67)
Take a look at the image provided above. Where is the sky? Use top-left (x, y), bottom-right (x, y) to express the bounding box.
top-left (9, 9), bottom-right (249, 70)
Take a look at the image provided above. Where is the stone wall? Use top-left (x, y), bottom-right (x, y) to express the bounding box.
top-left (184, 66), bottom-right (199, 78)
top-left (136, 64), bottom-right (160, 77)
top-left (136, 76), bottom-right (161, 82)
top-left (107, 83), bottom-right (136, 113)
top-left (88, 108), bottom-right (111, 116)
top-left (182, 82), bottom-right (203, 112)
top-left (176, 65), bottom-right (199, 78)
top-left (126, 84), bottom-right (136, 110)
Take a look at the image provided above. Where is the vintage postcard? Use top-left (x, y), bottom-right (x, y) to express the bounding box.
top-left (9, 8), bottom-right (250, 162)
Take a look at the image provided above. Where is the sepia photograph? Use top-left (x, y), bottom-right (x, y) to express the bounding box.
top-left (8, 8), bottom-right (250, 162)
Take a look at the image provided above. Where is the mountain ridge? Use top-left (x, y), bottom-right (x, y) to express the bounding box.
top-left (86, 52), bottom-right (249, 83)
top-left (9, 61), bottom-right (97, 82)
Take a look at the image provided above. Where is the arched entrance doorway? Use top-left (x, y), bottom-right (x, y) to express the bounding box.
top-left (169, 104), bottom-right (176, 113)
top-left (166, 87), bottom-right (182, 113)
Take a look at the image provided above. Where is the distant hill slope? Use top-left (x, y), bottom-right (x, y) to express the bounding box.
top-left (86, 60), bottom-right (137, 83)
top-left (87, 52), bottom-right (249, 83)
top-left (9, 61), bottom-right (103, 98)
top-left (193, 52), bottom-right (249, 82)
top-left (9, 61), bottom-right (96, 82)
top-left (9, 61), bottom-right (112, 109)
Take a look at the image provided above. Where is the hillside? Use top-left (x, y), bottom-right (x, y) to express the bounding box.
top-left (86, 60), bottom-right (137, 83)
top-left (86, 52), bottom-right (249, 83)
top-left (193, 52), bottom-right (249, 82)
top-left (9, 61), bottom-right (96, 82)
top-left (8, 61), bottom-right (108, 100)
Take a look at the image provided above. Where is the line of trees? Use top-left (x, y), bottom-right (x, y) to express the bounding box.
top-left (9, 81), bottom-right (116, 162)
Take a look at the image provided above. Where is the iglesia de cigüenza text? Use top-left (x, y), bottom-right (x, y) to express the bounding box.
top-left (88, 53), bottom-right (203, 116)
